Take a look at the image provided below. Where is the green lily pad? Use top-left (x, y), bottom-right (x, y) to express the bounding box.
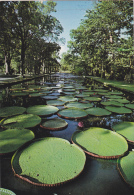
top-left (105, 106), bottom-right (132, 114)
top-left (63, 88), bottom-right (75, 92)
top-left (58, 96), bottom-right (78, 102)
top-left (58, 108), bottom-right (88, 119)
top-left (65, 102), bottom-right (93, 109)
top-left (62, 91), bottom-right (76, 95)
top-left (0, 188), bottom-right (16, 195)
top-left (0, 106), bottom-right (26, 118)
top-left (109, 91), bottom-right (123, 96)
top-left (83, 97), bottom-right (102, 102)
top-left (0, 114), bottom-right (41, 129)
top-left (29, 93), bottom-right (45, 97)
top-left (125, 104), bottom-right (134, 110)
top-left (117, 151), bottom-right (134, 188)
top-left (40, 119), bottom-right (68, 131)
top-left (10, 92), bottom-right (28, 97)
top-left (41, 95), bottom-right (58, 100)
top-left (105, 95), bottom-right (123, 99)
top-left (11, 137), bottom-right (86, 186)
top-left (75, 94), bottom-right (89, 98)
top-left (85, 107), bottom-right (111, 116)
top-left (101, 101), bottom-right (124, 107)
top-left (72, 127), bottom-right (128, 159)
top-left (109, 98), bottom-right (130, 104)
top-left (46, 100), bottom-right (66, 106)
top-left (27, 105), bottom-right (59, 116)
top-left (112, 121), bottom-right (134, 144)
top-left (0, 128), bottom-right (35, 154)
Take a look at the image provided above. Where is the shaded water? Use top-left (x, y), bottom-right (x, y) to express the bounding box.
top-left (0, 73), bottom-right (134, 195)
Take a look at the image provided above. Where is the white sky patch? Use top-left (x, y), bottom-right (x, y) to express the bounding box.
top-left (59, 45), bottom-right (68, 57)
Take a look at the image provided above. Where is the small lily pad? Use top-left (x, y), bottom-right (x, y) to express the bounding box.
top-left (0, 106), bottom-right (26, 118)
top-left (0, 128), bottom-right (35, 154)
top-left (40, 119), bottom-right (68, 131)
top-left (0, 114), bottom-right (41, 129)
top-left (83, 97), bottom-right (102, 102)
top-left (112, 121), bottom-right (134, 144)
top-left (11, 137), bottom-right (86, 186)
top-left (125, 104), bottom-right (134, 110)
top-left (72, 127), bottom-right (128, 159)
top-left (46, 100), bottom-right (66, 106)
top-left (101, 101), bottom-right (124, 107)
top-left (58, 108), bottom-right (88, 119)
top-left (27, 105), bottom-right (59, 116)
top-left (86, 107), bottom-right (111, 116)
top-left (117, 151), bottom-right (134, 188)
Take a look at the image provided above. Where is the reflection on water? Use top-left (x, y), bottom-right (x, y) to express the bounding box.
top-left (1, 73), bottom-right (134, 195)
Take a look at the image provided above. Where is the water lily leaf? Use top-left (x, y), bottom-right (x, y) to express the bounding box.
top-left (41, 95), bottom-right (58, 100)
top-left (27, 105), bottom-right (59, 116)
top-left (101, 101), bottom-right (124, 107)
top-left (0, 128), bottom-right (35, 154)
top-left (83, 97), bottom-right (102, 102)
top-left (0, 114), bottom-right (41, 129)
top-left (72, 127), bottom-right (128, 159)
top-left (109, 98), bottom-right (130, 104)
top-left (40, 119), bottom-right (68, 131)
top-left (58, 108), bottom-right (88, 119)
top-left (0, 188), bottom-right (16, 195)
top-left (29, 93), bottom-right (44, 97)
top-left (10, 92), bottom-right (28, 97)
top-left (58, 96), bottom-right (78, 102)
top-left (85, 107), bottom-right (111, 116)
top-left (105, 95), bottom-right (123, 99)
top-left (112, 121), bottom-right (134, 144)
top-left (46, 100), bottom-right (66, 106)
top-left (105, 106), bottom-right (132, 114)
top-left (11, 137), bottom-right (86, 186)
top-left (125, 104), bottom-right (134, 110)
top-left (117, 151), bottom-right (134, 188)
top-left (65, 102), bottom-right (93, 109)
top-left (0, 106), bottom-right (26, 118)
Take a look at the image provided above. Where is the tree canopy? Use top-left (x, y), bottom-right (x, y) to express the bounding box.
top-left (0, 1), bottom-right (63, 75)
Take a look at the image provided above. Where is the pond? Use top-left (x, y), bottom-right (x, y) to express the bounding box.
top-left (0, 73), bottom-right (134, 195)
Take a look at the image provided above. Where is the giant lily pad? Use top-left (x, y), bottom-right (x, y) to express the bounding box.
top-left (83, 97), bottom-right (101, 102)
top-left (58, 96), bottom-right (78, 102)
top-left (101, 101), bottom-right (124, 107)
top-left (40, 119), bottom-right (68, 131)
top-left (72, 127), bottom-right (128, 159)
top-left (117, 151), bottom-right (134, 188)
top-left (105, 95), bottom-right (123, 99)
top-left (11, 137), bottom-right (86, 186)
top-left (125, 103), bottom-right (134, 110)
top-left (105, 106), bottom-right (132, 114)
top-left (27, 105), bottom-right (59, 116)
top-left (46, 100), bottom-right (66, 106)
top-left (58, 108), bottom-right (88, 119)
top-left (65, 102), bottom-right (93, 109)
top-left (0, 128), bottom-right (35, 154)
top-left (109, 98), bottom-right (130, 104)
top-left (86, 107), bottom-right (111, 116)
top-left (41, 95), bottom-right (58, 100)
top-left (0, 114), bottom-right (41, 129)
top-left (112, 122), bottom-right (134, 144)
top-left (0, 106), bottom-right (26, 118)
top-left (0, 188), bottom-right (16, 195)
top-left (10, 92), bottom-right (28, 97)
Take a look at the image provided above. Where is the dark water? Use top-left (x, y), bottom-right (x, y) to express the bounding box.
top-left (0, 73), bottom-right (134, 195)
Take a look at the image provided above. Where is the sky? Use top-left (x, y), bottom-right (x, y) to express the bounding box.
top-left (48, 1), bottom-right (97, 57)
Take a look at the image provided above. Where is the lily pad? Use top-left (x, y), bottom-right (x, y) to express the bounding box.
top-left (105, 95), bottom-right (123, 99)
top-left (0, 114), bottom-right (41, 129)
top-left (83, 97), bottom-right (101, 102)
top-left (58, 108), bottom-right (88, 119)
top-left (117, 151), bottom-right (134, 188)
top-left (85, 107), bottom-right (111, 116)
top-left (101, 101), bottom-right (124, 107)
top-left (72, 127), bottom-right (128, 159)
top-left (40, 119), bottom-right (68, 131)
top-left (29, 93), bottom-right (45, 97)
top-left (11, 137), bottom-right (86, 186)
top-left (0, 188), bottom-right (16, 195)
top-left (65, 102), bottom-right (93, 109)
top-left (58, 96), bottom-right (78, 102)
top-left (27, 105), bottom-right (59, 116)
top-left (105, 106), bottom-right (132, 114)
top-left (109, 98), bottom-right (130, 104)
top-left (0, 106), bottom-right (26, 118)
top-left (125, 104), bottom-right (134, 110)
top-left (10, 92), bottom-right (28, 97)
top-left (46, 100), bottom-right (66, 106)
top-left (0, 128), bottom-right (35, 154)
top-left (41, 95), bottom-right (58, 100)
top-left (112, 121), bottom-right (134, 144)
